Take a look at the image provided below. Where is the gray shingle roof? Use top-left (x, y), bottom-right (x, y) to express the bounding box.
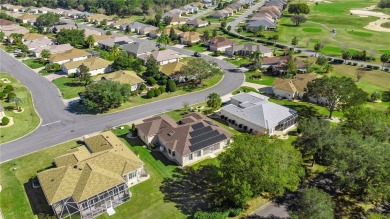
top-left (223, 92), bottom-right (296, 128)
top-left (121, 42), bottom-right (157, 56)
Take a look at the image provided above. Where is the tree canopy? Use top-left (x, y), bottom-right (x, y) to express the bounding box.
top-left (291, 187), bottom-right (334, 219)
top-left (307, 76), bottom-right (367, 118)
top-left (290, 15), bottom-right (307, 26)
top-left (36, 12), bottom-right (60, 29)
top-left (82, 80), bottom-right (132, 113)
top-left (218, 134), bottom-right (304, 207)
top-left (206, 93), bottom-right (222, 111)
top-left (288, 3), bottom-right (310, 15)
top-left (56, 29), bottom-right (85, 47)
top-left (181, 58), bottom-right (222, 84)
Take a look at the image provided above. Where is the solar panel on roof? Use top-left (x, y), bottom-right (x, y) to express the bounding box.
top-left (189, 134), bottom-right (227, 152)
top-left (190, 130), bottom-right (220, 145)
top-left (191, 122), bottom-right (205, 130)
top-left (190, 126), bottom-right (213, 138)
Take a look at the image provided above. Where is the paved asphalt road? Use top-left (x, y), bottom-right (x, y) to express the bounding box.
top-left (0, 25), bottom-right (244, 161)
top-left (228, 0), bottom-right (266, 31)
top-left (251, 202), bottom-right (289, 218)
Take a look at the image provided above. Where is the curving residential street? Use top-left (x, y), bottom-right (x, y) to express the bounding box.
top-left (0, 28), bottom-right (244, 162)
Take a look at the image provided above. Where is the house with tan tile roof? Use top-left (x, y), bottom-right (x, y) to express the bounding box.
top-left (87, 34), bottom-right (113, 46)
top-left (136, 112), bottom-right (232, 166)
top-left (208, 37), bottom-right (235, 52)
top-left (61, 57), bottom-right (113, 75)
top-left (0, 24), bottom-right (29, 38)
top-left (109, 18), bottom-right (133, 29)
top-left (149, 28), bottom-right (182, 39)
top-left (37, 131), bottom-right (148, 219)
top-left (272, 73), bottom-right (317, 100)
top-left (186, 18), bottom-right (208, 28)
top-left (138, 25), bottom-right (158, 35)
top-left (94, 70), bottom-right (144, 91)
top-left (52, 24), bottom-right (77, 33)
top-left (159, 61), bottom-right (185, 77)
top-left (180, 31), bottom-right (201, 45)
top-left (17, 14), bottom-right (38, 24)
top-left (22, 33), bottom-right (46, 41)
top-left (23, 37), bottom-right (53, 50)
top-left (97, 36), bottom-right (133, 50)
top-left (170, 17), bottom-right (187, 25)
top-left (0, 19), bottom-right (16, 26)
top-left (49, 48), bottom-right (90, 64)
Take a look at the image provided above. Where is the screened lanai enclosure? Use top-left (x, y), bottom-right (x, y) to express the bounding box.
top-left (51, 183), bottom-right (131, 219)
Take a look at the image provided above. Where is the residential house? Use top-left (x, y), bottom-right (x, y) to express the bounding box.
top-left (208, 37), bottom-right (235, 52)
top-left (272, 73), bottom-right (317, 100)
top-left (170, 17), bottom-right (187, 26)
top-left (180, 31), bottom-right (202, 45)
top-left (209, 10), bottom-right (229, 18)
top-left (28, 6), bottom-right (39, 14)
top-left (33, 44), bottom-right (73, 58)
top-left (87, 34), bottom-right (112, 46)
top-left (84, 28), bottom-right (102, 37)
top-left (52, 24), bottom-right (77, 33)
top-left (23, 37), bottom-right (53, 51)
top-left (223, 8), bottom-right (235, 16)
top-left (136, 112), bottom-right (232, 166)
top-left (220, 92), bottom-right (298, 135)
top-left (121, 42), bottom-right (158, 57)
top-left (149, 28), bottom-right (182, 39)
top-left (37, 131), bottom-right (148, 219)
top-left (226, 3), bottom-right (242, 12)
top-left (51, 8), bottom-right (65, 15)
top-left (38, 7), bottom-right (52, 14)
top-left (22, 33), bottom-right (46, 42)
top-left (4, 11), bottom-right (21, 19)
top-left (138, 49), bottom-right (180, 65)
top-left (186, 18), bottom-right (208, 28)
top-left (1, 4), bottom-right (13, 11)
top-left (246, 17), bottom-right (276, 31)
top-left (97, 36), bottom-right (133, 50)
top-left (49, 48), bottom-right (90, 64)
top-left (125, 22), bottom-right (147, 33)
top-left (159, 61), bottom-right (185, 77)
top-left (94, 70), bottom-right (144, 91)
top-left (180, 5), bottom-right (198, 14)
top-left (64, 9), bottom-right (82, 19)
top-left (225, 43), bottom-right (273, 57)
top-left (163, 9), bottom-right (185, 18)
top-left (109, 19), bottom-right (133, 29)
top-left (0, 19), bottom-right (16, 26)
top-left (138, 25), bottom-right (158, 35)
top-left (262, 56), bottom-right (306, 72)
top-left (0, 24), bottom-right (29, 40)
top-left (191, 2), bottom-right (205, 8)
top-left (7, 5), bottom-right (24, 12)
top-left (61, 57), bottom-right (113, 75)
top-left (86, 14), bottom-right (107, 24)
top-left (202, 0), bottom-right (214, 7)
top-left (16, 14), bottom-right (38, 24)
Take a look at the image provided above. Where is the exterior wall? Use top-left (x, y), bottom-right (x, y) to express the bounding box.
top-left (124, 166), bottom-right (145, 187)
top-left (273, 88), bottom-right (295, 100)
top-left (209, 45), bottom-right (232, 52)
top-left (220, 109), bottom-right (269, 134)
top-left (52, 56), bottom-right (88, 65)
top-left (63, 66), bottom-right (111, 75)
top-left (158, 58), bottom-right (179, 66)
top-left (181, 140), bottom-right (228, 166)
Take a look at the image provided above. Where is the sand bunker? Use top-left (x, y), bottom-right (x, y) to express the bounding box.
top-left (350, 8), bottom-right (390, 32)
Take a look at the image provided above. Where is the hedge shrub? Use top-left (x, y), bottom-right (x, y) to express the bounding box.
top-left (146, 89), bottom-right (155, 98)
top-left (154, 88), bottom-right (161, 97)
top-left (147, 77), bottom-right (157, 85)
top-left (193, 211), bottom-right (229, 219)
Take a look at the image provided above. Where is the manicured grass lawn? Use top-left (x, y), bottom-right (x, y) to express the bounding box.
top-left (38, 69), bottom-right (52, 76)
top-left (0, 73), bottom-right (40, 144)
top-left (347, 31), bottom-right (373, 37)
top-left (22, 58), bottom-right (45, 69)
top-left (269, 98), bottom-right (344, 118)
top-left (52, 77), bottom-right (86, 99)
top-left (379, 49), bottom-right (390, 54)
top-left (98, 131), bottom-right (185, 219)
top-left (184, 44), bottom-right (208, 53)
top-left (0, 140), bottom-right (80, 219)
top-left (245, 71), bottom-right (275, 86)
top-left (223, 57), bottom-right (252, 66)
top-left (232, 86), bottom-right (259, 95)
top-left (330, 64), bottom-right (390, 93)
top-left (302, 27), bottom-right (322, 32)
top-left (100, 74), bottom-right (223, 114)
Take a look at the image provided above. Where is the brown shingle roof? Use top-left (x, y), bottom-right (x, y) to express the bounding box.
top-left (0, 19), bottom-right (15, 26)
top-left (209, 37), bottom-right (235, 48)
top-left (272, 73), bottom-right (317, 93)
top-left (181, 31), bottom-right (201, 42)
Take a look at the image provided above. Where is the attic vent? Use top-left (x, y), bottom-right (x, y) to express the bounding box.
top-left (51, 179), bottom-right (54, 181)
top-left (73, 165), bottom-right (77, 169)
top-left (168, 131), bottom-right (175, 136)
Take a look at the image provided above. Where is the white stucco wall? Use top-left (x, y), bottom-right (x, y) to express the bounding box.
top-left (273, 88), bottom-right (295, 100)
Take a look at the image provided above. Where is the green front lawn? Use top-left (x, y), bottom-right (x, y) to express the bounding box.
top-left (245, 71), bottom-right (275, 86)
top-left (184, 43), bottom-right (208, 53)
top-left (0, 73), bottom-right (40, 144)
top-left (52, 77), bottom-right (86, 99)
top-left (0, 140), bottom-right (80, 219)
top-left (223, 57), bottom-right (252, 66)
top-left (232, 86), bottom-right (259, 95)
top-left (22, 58), bottom-right (45, 69)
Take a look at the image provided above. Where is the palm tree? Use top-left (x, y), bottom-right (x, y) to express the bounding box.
top-left (10, 96), bottom-right (23, 111)
top-left (40, 49), bottom-right (51, 62)
top-left (157, 35), bottom-right (170, 48)
top-left (250, 50), bottom-right (263, 67)
top-left (207, 93), bottom-right (222, 111)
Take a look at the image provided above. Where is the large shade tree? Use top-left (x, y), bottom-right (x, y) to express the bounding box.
top-left (181, 58), bottom-right (222, 84)
top-left (291, 187), bottom-right (334, 219)
top-left (218, 134), bottom-right (304, 207)
top-left (307, 76), bottom-right (367, 118)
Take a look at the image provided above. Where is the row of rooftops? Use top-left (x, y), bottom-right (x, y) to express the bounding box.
top-left (246, 0), bottom-right (287, 29)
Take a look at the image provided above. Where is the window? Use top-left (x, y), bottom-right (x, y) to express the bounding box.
top-left (188, 154), bottom-right (193, 160)
top-left (128, 171), bottom-right (137, 180)
top-left (196, 151), bottom-right (201, 157)
top-left (168, 149), bottom-right (171, 154)
top-left (172, 151), bottom-right (175, 156)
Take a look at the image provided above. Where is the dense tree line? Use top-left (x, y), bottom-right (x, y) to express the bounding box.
top-left (378, 0), bottom-right (390, 8)
top-left (2, 0), bottom-right (194, 15)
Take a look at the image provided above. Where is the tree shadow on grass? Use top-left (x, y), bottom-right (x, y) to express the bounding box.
top-left (280, 24), bottom-right (296, 27)
top-left (24, 178), bottom-right (56, 219)
top-left (280, 103), bottom-right (322, 119)
top-left (63, 82), bottom-right (85, 87)
top-left (160, 165), bottom-right (223, 215)
top-left (151, 150), bottom-right (178, 166)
